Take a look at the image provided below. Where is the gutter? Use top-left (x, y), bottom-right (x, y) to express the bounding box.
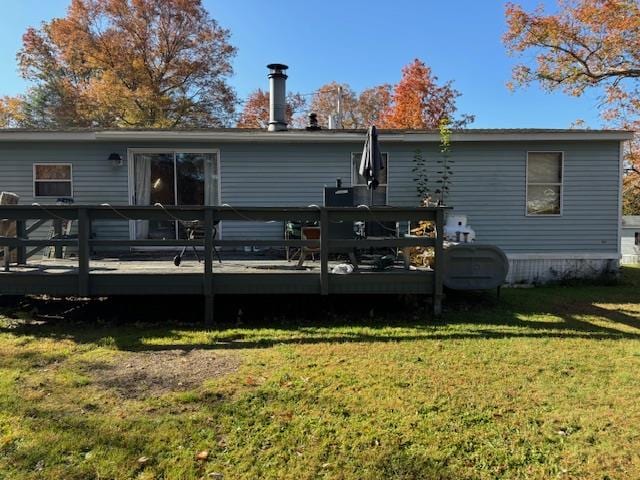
top-left (94, 130), bottom-right (635, 143)
top-left (0, 130), bottom-right (633, 143)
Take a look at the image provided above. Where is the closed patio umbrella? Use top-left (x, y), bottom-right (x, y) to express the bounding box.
top-left (358, 125), bottom-right (385, 196)
top-left (358, 126), bottom-right (390, 239)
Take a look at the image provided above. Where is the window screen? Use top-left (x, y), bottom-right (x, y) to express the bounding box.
top-left (526, 153), bottom-right (562, 215)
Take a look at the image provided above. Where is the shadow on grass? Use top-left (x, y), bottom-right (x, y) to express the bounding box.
top-left (1, 267), bottom-right (640, 351)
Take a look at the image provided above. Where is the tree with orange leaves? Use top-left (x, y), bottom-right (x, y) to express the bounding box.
top-left (305, 82), bottom-right (392, 129)
top-left (237, 89), bottom-right (306, 129)
top-left (380, 59), bottom-right (473, 129)
top-left (17, 0), bottom-right (237, 128)
top-left (308, 82), bottom-right (358, 128)
top-left (237, 61), bottom-right (468, 131)
top-left (504, 0), bottom-right (640, 212)
top-left (358, 84), bottom-right (393, 128)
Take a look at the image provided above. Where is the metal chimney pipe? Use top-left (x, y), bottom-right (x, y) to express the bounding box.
top-left (267, 63), bottom-right (288, 132)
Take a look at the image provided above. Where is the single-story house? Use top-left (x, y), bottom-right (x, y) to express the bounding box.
top-left (0, 65), bottom-right (633, 284)
top-left (622, 216), bottom-right (640, 264)
top-left (0, 126), bottom-right (631, 284)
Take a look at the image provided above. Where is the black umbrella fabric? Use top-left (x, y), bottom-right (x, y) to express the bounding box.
top-left (358, 125), bottom-right (385, 190)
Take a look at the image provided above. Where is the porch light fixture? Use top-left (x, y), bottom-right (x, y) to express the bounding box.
top-left (109, 153), bottom-right (124, 167)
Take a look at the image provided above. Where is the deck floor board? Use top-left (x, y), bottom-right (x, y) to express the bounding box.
top-left (0, 256), bottom-right (434, 296)
top-left (0, 256), bottom-right (431, 275)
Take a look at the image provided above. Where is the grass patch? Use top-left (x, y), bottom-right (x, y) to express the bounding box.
top-left (1, 267), bottom-right (640, 478)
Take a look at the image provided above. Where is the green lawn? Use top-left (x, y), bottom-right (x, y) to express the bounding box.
top-left (2, 268), bottom-right (640, 479)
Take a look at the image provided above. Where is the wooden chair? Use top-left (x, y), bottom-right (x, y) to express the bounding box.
top-left (297, 226), bottom-right (321, 267)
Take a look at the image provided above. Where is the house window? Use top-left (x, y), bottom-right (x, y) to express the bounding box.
top-left (33, 163), bottom-right (73, 198)
top-left (635, 232), bottom-right (639, 246)
top-left (130, 150), bottom-right (220, 240)
top-left (526, 152), bottom-right (562, 215)
top-left (351, 152), bottom-right (389, 206)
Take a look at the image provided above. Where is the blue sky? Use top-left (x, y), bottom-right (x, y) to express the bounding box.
top-left (0, 0), bottom-right (605, 128)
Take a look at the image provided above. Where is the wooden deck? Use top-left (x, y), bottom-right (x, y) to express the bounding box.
top-left (0, 256), bottom-right (434, 296)
top-left (0, 205), bottom-right (446, 322)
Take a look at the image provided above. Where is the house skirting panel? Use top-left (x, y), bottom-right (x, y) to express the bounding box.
top-left (621, 254), bottom-right (640, 265)
top-left (505, 254), bottom-right (620, 285)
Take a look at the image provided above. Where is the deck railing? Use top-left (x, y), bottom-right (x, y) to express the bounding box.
top-left (0, 205), bottom-right (447, 321)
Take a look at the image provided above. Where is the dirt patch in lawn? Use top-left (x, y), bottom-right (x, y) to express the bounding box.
top-left (87, 349), bottom-right (240, 399)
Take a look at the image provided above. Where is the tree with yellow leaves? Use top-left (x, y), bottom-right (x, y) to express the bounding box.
top-left (0, 97), bottom-right (25, 128)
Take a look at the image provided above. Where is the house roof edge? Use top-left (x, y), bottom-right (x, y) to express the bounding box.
top-left (0, 128), bottom-right (633, 142)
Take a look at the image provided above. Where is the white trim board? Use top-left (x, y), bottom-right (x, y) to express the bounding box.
top-left (617, 141), bottom-right (624, 257)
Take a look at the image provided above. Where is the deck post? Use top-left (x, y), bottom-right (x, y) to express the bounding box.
top-left (203, 208), bottom-right (214, 325)
top-left (77, 208), bottom-right (90, 297)
top-left (433, 208), bottom-right (444, 316)
top-left (0, 192), bottom-right (18, 270)
top-left (53, 220), bottom-right (63, 258)
top-left (320, 208), bottom-right (329, 295)
top-left (16, 220), bottom-right (26, 265)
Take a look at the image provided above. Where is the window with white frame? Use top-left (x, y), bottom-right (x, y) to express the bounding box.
top-left (351, 152), bottom-right (389, 206)
top-left (526, 152), bottom-right (562, 215)
top-left (33, 163), bottom-right (73, 198)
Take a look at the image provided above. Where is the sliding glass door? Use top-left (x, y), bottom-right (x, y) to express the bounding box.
top-left (131, 150), bottom-right (219, 240)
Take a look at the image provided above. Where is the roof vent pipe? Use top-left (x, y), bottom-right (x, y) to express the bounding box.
top-left (306, 113), bottom-right (321, 131)
top-left (267, 63), bottom-right (288, 132)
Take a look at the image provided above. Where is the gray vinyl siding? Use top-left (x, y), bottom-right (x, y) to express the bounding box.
top-left (387, 141), bottom-right (621, 254)
top-left (0, 142), bottom-right (130, 243)
top-left (217, 141), bottom-right (620, 254)
top-left (0, 139), bottom-right (621, 255)
top-left (219, 143), bottom-right (356, 240)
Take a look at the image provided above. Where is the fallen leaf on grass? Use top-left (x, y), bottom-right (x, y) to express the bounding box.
top-left (196, 450), bottom-right (209, 461)
top-left (137, 456), bottom-right (149, 465)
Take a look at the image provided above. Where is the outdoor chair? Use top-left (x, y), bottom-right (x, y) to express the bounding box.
top-left (285, 220), bottom-right (319, 261)
top-left (173, 220), bottom-right (222, 266)
top-left (296, 226), bottom-right (321, 267)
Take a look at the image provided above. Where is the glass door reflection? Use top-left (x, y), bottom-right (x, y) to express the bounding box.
top-left (133, 151), bottom-right (218, 241)
top-left (176, 153), bottom-right (205, 239)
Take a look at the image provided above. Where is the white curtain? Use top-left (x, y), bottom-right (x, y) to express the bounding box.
top-left (204, 153), bottom-right (218, 206)
top-left (134, 155), bottom-right (151, 239)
